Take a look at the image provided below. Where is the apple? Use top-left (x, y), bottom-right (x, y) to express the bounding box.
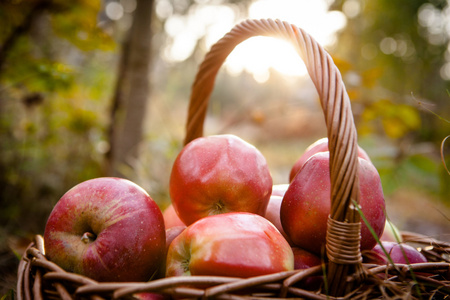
top-left (281, 152), bottom-right (386, 255)
top-left (290, 247), bottom-right (324, 291)
top-left (166, 212), bottom-right (294, 278)
top-left (165, 225), bottom-right (186, 252)
top-left (365, 241), bottom-right (427, 265)
top-left (163, 203), bottom-right (185, 229)
top-left (158, 225), bottom-right (187, 278)
top-left (264, 195), bottom-right (292, 244)
top-left (292, 247), bottom-right (322, 270)
top-left (289, 137), bottom-right (371, 182)
top-left (43, 177), bottom-right (166, 282)
top-left (169, 134), bottom-right (273, 226)
top-left (134, 293), bottom-right (167, 300)
top-left (380, 220), bottom-right (402, 242)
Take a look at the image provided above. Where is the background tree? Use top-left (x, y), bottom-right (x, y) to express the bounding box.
top-left (0, 0), bottom-right (115, 246)
top-left (106, 0), bottom-right (155, 177)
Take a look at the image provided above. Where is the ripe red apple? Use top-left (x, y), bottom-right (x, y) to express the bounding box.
top-left (158, 225), bottom-right (187, 278)
top-left (292, 247), bottom-right (322, 270)
top-left (169, 134), bottom-right (273, 226)
top-left (134, 293), bottom-right (167, 300)
top-left (380, 220), bottom-right (402, 242)
top-left (163, 203), bottom-right (185, 229)
top-left (165, 225), bottom-right (186, 252)
top-left (366, 241), bottom-right (427, 265)
top-left (166, 212), bottom-right (294, 278)
top-left (264, 195), bottom-right (292, 244)
top-left (289, 137), bottom-right (371, 182)
top-left (43, 177), bottom-right (166, 282)
top-left (281, 152), bottom-right (386, 255)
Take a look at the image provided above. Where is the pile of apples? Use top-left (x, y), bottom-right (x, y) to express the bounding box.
top-left (43, 134), bottom-right (427, 286)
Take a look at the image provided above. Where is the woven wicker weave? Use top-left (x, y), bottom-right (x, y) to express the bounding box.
top-left (16, 19), bottom-right (450, 300)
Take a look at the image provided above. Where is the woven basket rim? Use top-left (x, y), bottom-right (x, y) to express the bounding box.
top-left (17, 232), bottom-right (450, 299)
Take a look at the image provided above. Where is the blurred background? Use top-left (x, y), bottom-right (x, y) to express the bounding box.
top-left (1, 0), bottom-right (449, 294)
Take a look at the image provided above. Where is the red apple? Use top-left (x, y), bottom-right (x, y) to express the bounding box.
top-left (380, 220), bottom-right (402, 242)
top-left (281, 152), bottom-right (386, 255)
top-left (43, 177), bottom-right (166, 282)
top-left (289, 137), bottom-right (371, 182)
top-left (169, 134), bottom-right (273, 226)
top-left (158, 225), bottom-right (187, 279)
top-left (264, 195), bottom-right (292, 245)
top-left (366, 241), bottom-right (427, 265)
top-left (166, 212), bottom-right (294, 278)
top-left (292, 247), bottom-right (322, 270)
top-left (165, 225), bottom-right (186, 252)
top-left (163, 203), bottom-right (185, 229)
top-left (134, 293), bottom-right (167, 300)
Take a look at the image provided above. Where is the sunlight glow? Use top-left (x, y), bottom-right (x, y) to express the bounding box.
top-left (106, 2), bottom-right (124, 21)
top-left (225, 37), bottom-right (308, 80)
top-left (159, 0), bottom-right (347, 83)
top-left (224, 0), bottom-right (347, 82)
top-left (161, 4), bottom-right (235, 62)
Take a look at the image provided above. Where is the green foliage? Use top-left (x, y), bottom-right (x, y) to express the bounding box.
top-left (360, 99), bottom-right (421, 139)
top-left (333, 0), bottom-right (450, 200)
top-left (51, 1), bottom-right (115, 51)
top-left (376, 152), bottom-right (443, 196)
top-left (0, 0), bottom-right (116, 237)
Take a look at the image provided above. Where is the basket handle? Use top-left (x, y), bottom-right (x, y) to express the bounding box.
top-left (184, 19), bottom-right (364, 296)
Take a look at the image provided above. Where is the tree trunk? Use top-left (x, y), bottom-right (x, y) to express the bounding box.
top-left (106, 0), bottom-right (154, 177)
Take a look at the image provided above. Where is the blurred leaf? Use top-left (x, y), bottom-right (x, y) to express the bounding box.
top-left (361, 99), bottom-right (421, 139)
top-left (382, 118), bottom-right (407, 139)
top-left (51, 1), bottom-right (115, 51)
top-left (333, 56), bottom-right (353, 74)
top-left (378, 153), bottom-right (441, 196)
top-left (361, 67), bottom-right (383, 89)
top-left (66, 109), bottom-right (97, 134)
top-left (410, 154), bottom-right (438, 173)
top-left (22, 120), bottom-right (38, 135)
top-left (347, 88), bottom-right (361, 102)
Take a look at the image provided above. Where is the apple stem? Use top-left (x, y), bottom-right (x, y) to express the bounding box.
top-left (81, 232), bottom-right (96, 244)
top-left (212, 200), bottom-right (226, 215)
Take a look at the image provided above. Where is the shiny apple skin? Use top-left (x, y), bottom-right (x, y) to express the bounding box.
top-left (166, 212), bottom-right (294, 278)
top-left (380, 220), bottom-right (403, 242)
top-left (163, 203), bottom-right (185, 229)
top-left (368, 241), bottom-right (427, 264)
top-left (292, 247), bottom-right (322, 270)
top-left (264, 195), bottom-right (292, 245)
top-left (281, 152), bottom-right (386, 255)
top-left (169, 134), bottom-right (273, 226)
top-left (43, 177), bottom-right (166, 282)
top-left (165, 225), bottom-right (186, 252)
top-left (158, 225), bottom-right (187, 279)
top-left (289, 137), bottom-right (371, 182)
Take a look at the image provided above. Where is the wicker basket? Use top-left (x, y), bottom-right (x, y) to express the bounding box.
top-left (16, 19), bottom-right (450, 300)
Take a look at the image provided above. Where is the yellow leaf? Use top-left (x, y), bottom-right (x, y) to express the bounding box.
top-left (397, 104), bottom-right (421, 129)
top-left (332, 57), bottom-right (353, 74)
top-left (362, 67), bottom-right (383, 89)
top-left (382, 117), bottom-right (407, 139)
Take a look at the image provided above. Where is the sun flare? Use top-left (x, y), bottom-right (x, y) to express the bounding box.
top-left (160, 0), bottom-right (347, 83)
top-left (224, 0), bottom-right (347, 82)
